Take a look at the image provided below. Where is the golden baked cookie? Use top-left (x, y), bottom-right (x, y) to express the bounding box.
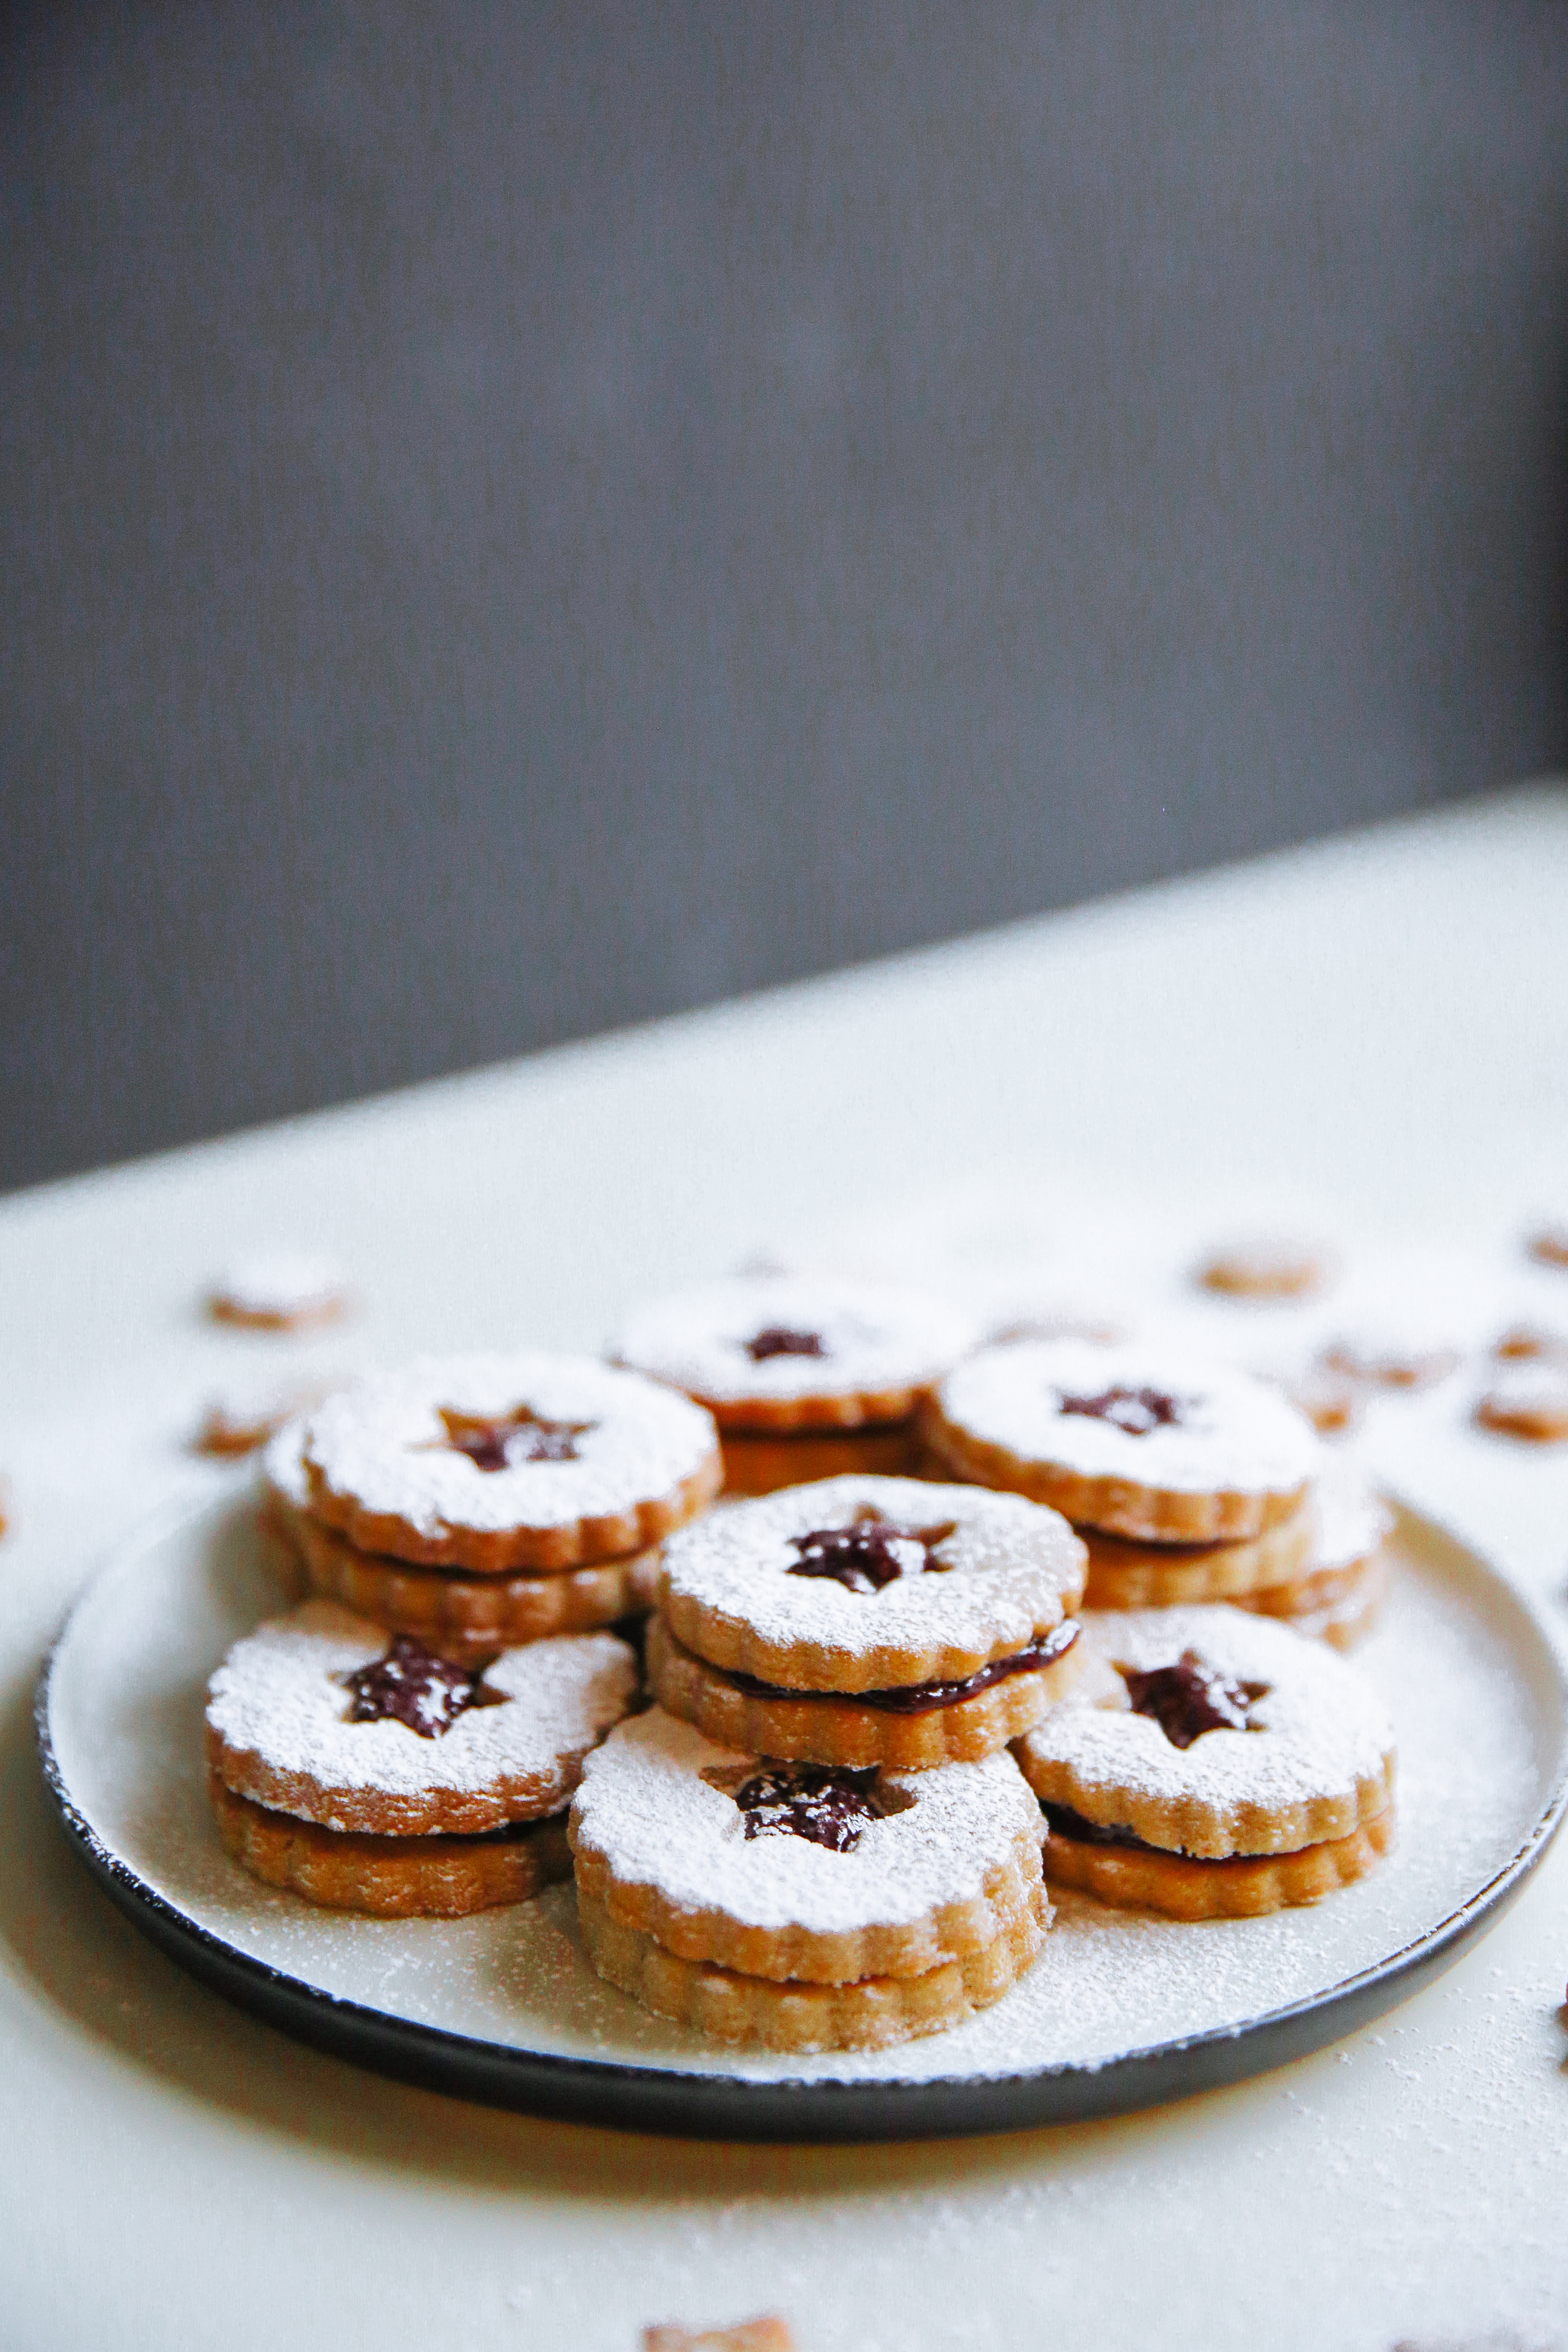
top-left (1013, 1604), bottom-right (1395, 1860)
top-left (1195, 1237), bottom-right (1336, 1301)
top-left (1526, 1212), bottom-right (1568, 1271)
top-left (205, 1603), bottom-right (638, 1835)
top-left (295, 1512), bottom-right (659, 1660)
top-left (580, 1892), bottom-right (1045, 2053)
top-left (300, 1353), bottom-right (721, 1571)
top-left (643, 2320), bottom-right (795, 2352)
top-left (570, 1708), bottom-right (1049, 2049)
top-left (210, 1773), bottom-right (572, 1916)
top-left (647, 1614), bottom-right (1088, 1771)
top-left (1474, 1367), bottom-right (1568, 1444)
top-left (659, 1475), bottom-right (1085, 1691)
top-left (1080, 1500), bottom-right (1317, 1610)
top-left (196, 1377), bottom-right (332, 1458)
top-left (209, 1251), bottom-right (351, 1331)
top-left (610, 1274), bottom-right (978, 1433)
top-left (1040, 1807), bottom-right (1394, 1918)
top-left (924, 1340), bottom-right (1321, 1542)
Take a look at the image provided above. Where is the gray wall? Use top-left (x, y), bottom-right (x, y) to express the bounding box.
top-left (4, 2), bottom-right (1567, 1191)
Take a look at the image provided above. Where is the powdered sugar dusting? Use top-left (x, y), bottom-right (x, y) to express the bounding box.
top-left (660, 1475), bottom-right (1084, 1666)
top-left (611, 1276), bottom-right (979, 1407)
top-left (1018, 1604), bottom-right (1394, 1831)
top-left (570, 1706), bottom-right (1044, 1935)
top-left (1312, 1461), bottom-right (1393, 1572)
top-left (938, 1338), bottom-right (1323, 1494)
top-left (211, 1252), bottom-right (349, 1320)
top-left (302, 1354), bottom-right (717, 1537)
top-left (207, 1602), bottom-right (636, 1807)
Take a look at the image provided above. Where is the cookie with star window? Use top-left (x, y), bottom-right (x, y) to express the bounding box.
top-left (648, 1475), bottom-right (1086, 1769)
top-left (204, 1602), bottom-right (638, 1913)
top-left (1012, 1603), bottom-right (1395, 1917)
top-left (568, 1705), bottom-right (1049, 2050)
top-left (297, 1353), bottom-right (721, 1572)
top-left (922, 1338), bottom-right (1322, 1542)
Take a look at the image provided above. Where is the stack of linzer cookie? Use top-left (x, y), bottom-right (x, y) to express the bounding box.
top-left (202, 1281), bottom-right (1398, 2055)
top-left (211, 1354), bottom-right (720, 1917)
top-left (918, 1335), bottom-right (1397, 1920)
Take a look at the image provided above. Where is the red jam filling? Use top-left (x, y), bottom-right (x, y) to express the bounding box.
top-left (1058, 1384), bottom-right (1187, 1436)
top-left (744, 1326), bottom-right (829, 1362)
top-left (438, 1406), bottom-right (593, 1471)
top-left (787, 1513), bottom-right (957, 1594)
top-left (735, 1762), bottom-right (888, 1852)
top-left (722, 1620), bottom-right (1079, 1714)
top-left (1120, 1649), bottom-right (1269, 1748)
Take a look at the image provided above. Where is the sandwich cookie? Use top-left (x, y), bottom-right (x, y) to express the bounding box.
top-left (1014, 1604), bottom-right (1395, 1917)
top-left (650, 1475), bottom-right (1086, 1769)
top-left (570, 1707), bottom-right (1049, 2051)
top-left (205, 1601), bottom-right (637, 1913)
top-left (923, 1339), bottom-right (1321, 1543)
top-left (299, 1352), bottom-right (721, 1571)
top-left (611, 1276), bottom-right (978, 1494)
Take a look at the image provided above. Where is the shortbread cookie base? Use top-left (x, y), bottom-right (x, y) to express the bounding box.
top-left (210, 1772), bottom-right (572, 1916)
top-left (308, 1450), bottom-right (721, 1574)
top-left (577, 1888), bottom-right (1047, 2052)
top-left (1042, 1805), bottom-right (1394, 1918)
top-left (296, 1514), bottom-right (660, 1657)
top-left (1260, 1556), bottom-right (1389, 1652)
top-left (719, 1425), bottom-right (919, 1495)
top-left (921, 1411), bottom-right (1311, 1544)
top-left (1080, 1501), bottom-right (1317, 1609)
top-left (647, 1615), bottom-right (1088, 1769)
top-left (572, 1819), bottom-right (1045, 1987)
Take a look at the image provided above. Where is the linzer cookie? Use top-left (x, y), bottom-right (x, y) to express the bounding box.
top-left (611, 1275), bottom-right (977, 1493)
top-left (209, 1251), bottom-right (352, 1331)
top-left (1235, 1464), bottom-right (1392, 1649)
top-left (207, 1601), bottom-right (637, 1844)
top-left (294, 1510), bottom-right (662, 1663)
top-left (650, 1475), bottom-right (1086, 1768)
top-left (1195, 1236), bottom-right (1337, 1301)
top-left (569, 1707), bottom-right (1049, 2051)
top-left (299, 1353), bottom-right (721, 1571)
top-left (923, 1339), bottom-right (1321, 1542)
top-left (1474, 1366), bottom-right (1568, 1445)
top-left (1014, 1603), bottom-right (1395, 1917)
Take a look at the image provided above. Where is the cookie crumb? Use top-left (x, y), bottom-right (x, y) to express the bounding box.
top-left (1525, 1214), bottom-right (1568, 1271)
top-left (1321, 1337), bottom-right (1459, 1392)
top-left (643, 2319), bottom-right (796, 2352)
top-left (194, 1378), bottom-right (329, 1457)
top-left (1494, 1322), bottom-right (1568, 1363)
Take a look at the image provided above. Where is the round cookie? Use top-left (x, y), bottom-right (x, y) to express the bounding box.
top-left (208, 1775), bottom-right (573, 1917)
top-left (1474, 1366), bottom-right (1568, 1444)
top-left (300, 1353), bottom-right (721, 1571)
top-left (610, 1276), bottom-right (979, 1433)
top-left (569, 1707), bottom-right (1049, 2050)
top-left (1235, 1466), bottom-right (1392, 1645)
top-left (1079, 1498), bottom-right (1318, 1611)
top-left (1195, 1237), bottom-right (1336, 1301)
top-left (657, 1474), bottom-right (1086, 1693)
top-left (206, 1603), bottom-right (639, 1835)
top-left (1014, 1603), bottom-right (1395, 1869)
top-left (294, 1513), bottom-right (661, 1661)
top-left (718, 1426), bottom-right (922, 1497)
top-left (209, 1251), bottom-right (351, 1331)
top-left (924, 1340), bottom-right (1322, 1542)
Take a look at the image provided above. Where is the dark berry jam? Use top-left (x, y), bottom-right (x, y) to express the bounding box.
top-left (787, 1514), bottom-right (955, 1594)
top-left (1057, 1385), bottom-right (1187, 1437)
top-left (1121, 1649), bottom-right (1268, 1748)
top-left (439, 1406), bottom-right (592, 1471)
top-left (734, 1762), bottom-right (886, 1851)
top-left (340, 1636), bottom-right (508, 1738)
top-left (744, 1326), bottom-right (829, 1362)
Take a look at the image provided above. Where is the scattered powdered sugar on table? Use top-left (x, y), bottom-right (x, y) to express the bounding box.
top-left (937, 1338), bottom-right (1323, 1493)
top-left (206, 1601), bottom-right (636, 1799)
top-left (1312, 1459), bottom-right (1392, 1570)
top-left (302, 1353), bottom-right (717, 1536)
top-left (46, 1492), bottom-right (1562, 2096)
top-left (1019, 1604), bottom-right (1395, 1831)
top-left (609, 1276), bottom-right (980, 1406)
top-left (570, 1706), bottom-right (1042, 1934)
top-left (660, 1476), bottom-right (1083, 1663)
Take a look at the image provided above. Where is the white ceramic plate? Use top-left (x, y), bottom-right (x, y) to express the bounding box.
top-left (38, 1492), bottom-right (1568, 2140)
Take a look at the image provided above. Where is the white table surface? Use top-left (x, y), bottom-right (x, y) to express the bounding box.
top-left (3, 783), bottom-right (1567, 2351)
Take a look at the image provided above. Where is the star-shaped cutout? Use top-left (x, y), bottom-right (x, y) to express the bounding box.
top-left (436, 1404), bottom-right (595, 1472)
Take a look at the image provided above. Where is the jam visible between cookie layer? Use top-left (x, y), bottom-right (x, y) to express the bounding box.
top-left (744, 1326), bottom-right (829, 1362)
top-left (720, 1620), bottom-right (1079, 1714)
top-left (1041, 1801), bottom-right (1155, 1852)
top-left (437, 1404), bottom-right (594, 1471)
top-left (734, 1762), bottom-right (888, 1851)
top-left (341, 1635), bottom-right (509, 1737)
top-left (1119, 1649), bottom-right (1269, 1748)
top-left (787, 1512), bottom-right (958, 1594)
top-left (1057, 1384), bottom-right (1188, 1436)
